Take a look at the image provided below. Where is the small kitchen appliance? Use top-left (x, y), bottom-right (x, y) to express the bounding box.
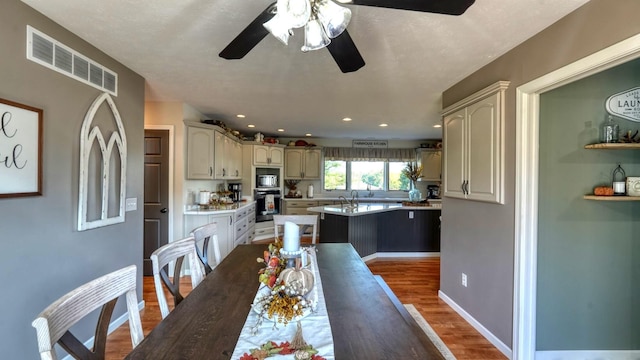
top-left (427, 185), bottom-right (440, 199)
top-left (228, 183), bottom-right (242, 202)
top-left (257, 174), bottom-right (278, 188)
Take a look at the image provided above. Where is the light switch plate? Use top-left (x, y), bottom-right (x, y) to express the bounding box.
top-left (125, 197), bottom-right (137, 212)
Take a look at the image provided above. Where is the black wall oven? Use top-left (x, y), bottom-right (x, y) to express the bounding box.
top-left (254, 188), bottom-right (281, 222)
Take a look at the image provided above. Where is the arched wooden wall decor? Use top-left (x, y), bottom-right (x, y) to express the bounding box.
top-left (77, 93), bottom-right (127, 231)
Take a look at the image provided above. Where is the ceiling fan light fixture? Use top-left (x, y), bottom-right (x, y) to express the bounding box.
top-left (301, 17), bottom-right (331, 52)
top-left (316, 0), bottom-right (351, 38)
top-left (263, 14), bottom-right (293, 45)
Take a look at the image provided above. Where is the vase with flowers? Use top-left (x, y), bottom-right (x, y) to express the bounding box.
top-left (402, 161), bottom-right (423, 202)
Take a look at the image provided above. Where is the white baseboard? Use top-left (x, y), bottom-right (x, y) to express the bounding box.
top-left (62, 300), bottom-right (145, 360)
top-left (362, 252), bottom-right (440, 262)
top-left (438, 290), bottom-right (513, 359)
top-left (536, 350), bottom-right (640, 360)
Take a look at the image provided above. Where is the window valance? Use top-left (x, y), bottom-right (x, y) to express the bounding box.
top-left (323, 147), bottom-right (416, 162)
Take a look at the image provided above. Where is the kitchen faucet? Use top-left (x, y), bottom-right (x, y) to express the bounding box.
top-left (350, 190), bottom-right (359, 206)
top-left (366, 184), bottom-right (374, 198)
top-left (338, 196), bottom-right (349, 208)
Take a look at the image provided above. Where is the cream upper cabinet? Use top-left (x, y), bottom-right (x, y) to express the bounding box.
top-left (213, 131), bottom-right (242, 180)
top-left (442, 81), bottom-right (509, 204)
top-left (284, 148), bottom-right (321, 179)
top-left (417, 149), bottom-right (442, 182)
top-left (186, 126), bottom-right (214, 179)
top-left (231, 141), bottom-right (243, 178)
top-left (214, 131), bottom-right (227, 179)
top-left (253, 145), bottom-right (284, 166)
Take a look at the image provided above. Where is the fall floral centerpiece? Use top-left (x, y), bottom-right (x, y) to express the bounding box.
top-left (253, 239), bottom-right (316, 330)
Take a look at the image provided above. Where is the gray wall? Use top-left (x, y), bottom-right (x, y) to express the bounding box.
top-left (537, 59), bottom-right (640, 350)
top-left (0, 1), bottom-right (145, 358)
top-left (440, 0), bottom-right (640, 349)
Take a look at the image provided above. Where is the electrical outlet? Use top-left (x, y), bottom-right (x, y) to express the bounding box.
top-left (125, 197), bottom-right (137, 212)
top-left (408, 211), bottom-right (414, 219)
top-left (461, 273), bottom-right (468, 287)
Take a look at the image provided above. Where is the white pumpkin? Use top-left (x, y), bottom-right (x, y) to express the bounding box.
top-left (278, 267), bottom-right (314, 296)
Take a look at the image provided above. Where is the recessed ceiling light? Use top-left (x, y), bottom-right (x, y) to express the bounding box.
top-left (277, 128), bottom-right (285, 132)
top-left (247, 124), bottom-right (255, 128)
top-left (433, 124), bottom-right (442, 128)
top-left (342, 117), bottom-right (352, 122)
top-left (379, 123), bottom-right (388, 127)
top-left (236, 114), bottom-right (246, 118)
top-left (305, 133), bottom-right (312, 137)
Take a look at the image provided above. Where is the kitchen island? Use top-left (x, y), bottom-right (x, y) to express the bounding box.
top-left (307, 203), bottom-right (441, 259)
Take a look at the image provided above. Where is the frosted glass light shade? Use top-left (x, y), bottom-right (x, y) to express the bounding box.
top-left (301, 18), bottom-right (331, 52)
top-left (277, 0), bottom-right (311, 29)
top-left (264, 14), bottom-right (293, 45)
top-left (316, 0), bottom-right (351, 38)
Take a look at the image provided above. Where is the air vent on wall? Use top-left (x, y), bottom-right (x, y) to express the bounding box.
top-left (26, 26), bottom-right (118, 96)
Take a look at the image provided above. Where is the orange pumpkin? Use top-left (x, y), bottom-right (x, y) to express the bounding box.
top-left (593, 186), bottom-right (614, 196)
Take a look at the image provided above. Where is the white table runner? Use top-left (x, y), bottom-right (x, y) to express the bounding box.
top-left (231, 248), bottom-right (335, 359)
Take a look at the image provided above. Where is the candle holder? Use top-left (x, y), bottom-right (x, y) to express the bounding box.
top-left (612, 164), bottom-right (626, 195)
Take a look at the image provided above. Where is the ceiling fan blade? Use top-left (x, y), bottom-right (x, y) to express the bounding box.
top-left (219, 3), bottom-right (277, 59)
top-left (348, 0), bottom-right (475, 15)
top-left (327, 30), bottom-right (365, 73)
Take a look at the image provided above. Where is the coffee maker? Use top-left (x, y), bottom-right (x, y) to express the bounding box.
top-left (228, 183), bottom-right (242, 202)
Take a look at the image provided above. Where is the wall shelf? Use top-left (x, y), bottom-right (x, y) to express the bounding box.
top-left (583, 195), bottom-right (640, 201)
top-left (584, 143), bottom-right (640, 149)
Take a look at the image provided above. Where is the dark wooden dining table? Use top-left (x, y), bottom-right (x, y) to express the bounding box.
top-left (125, 243), bottom-right (444, 359)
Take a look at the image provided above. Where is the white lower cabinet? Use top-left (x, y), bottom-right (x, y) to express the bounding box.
top-left (184, 202), bottom-right (256, 265)
top-left (234, 203), bottom-right (255, 246)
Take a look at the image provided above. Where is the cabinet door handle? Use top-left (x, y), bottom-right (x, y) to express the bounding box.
top-left (463, 180), bottom-right (469, 195)
top-left (209, 167), bottom-right (213, 176)
top-left (223, 168), bottom-right (226, 177)
top-left (461, 181), bottom-right (465, 193)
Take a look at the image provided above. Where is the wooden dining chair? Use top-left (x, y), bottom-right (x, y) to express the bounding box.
top-left (31, 265), bottom-right (143, 360)
top-left (273, 214), bottom-right (318, 244)
top-left (189, 222), bottom-right (220, 275)
top-left (150, 236), bottom-right (204, 319)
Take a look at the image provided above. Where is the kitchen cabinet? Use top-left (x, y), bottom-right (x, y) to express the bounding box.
top-left (186, 126), bottom-right (215, 179)
top-left (252, 144), bottom-right (284, 166)
top-left (184, 213), bottom-right (233, 262)
top-left (233, 202), bottom-right (256, 246)
top-left (442, 81), bottom-right (509, 204)
top-left (284, 148), bottom-right (322, 179)
top-left (214, 131), bottom-right (242, 179)
top-left (416, 149), bottom-right (441, 182)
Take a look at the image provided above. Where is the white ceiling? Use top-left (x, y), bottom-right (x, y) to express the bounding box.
top-left (21, 0), bottom-right (590, 140)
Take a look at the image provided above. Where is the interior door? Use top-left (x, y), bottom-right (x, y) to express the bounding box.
top-left (144, 129), bottom-right (170, 276)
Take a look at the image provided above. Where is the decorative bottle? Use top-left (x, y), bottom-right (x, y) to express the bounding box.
top-left (601, 115), bottom-right (619, 143)
top-left (409, 181), bottom-right (422, 202)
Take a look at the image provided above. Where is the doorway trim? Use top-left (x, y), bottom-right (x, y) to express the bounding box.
top-left (513, 33), bottom-right (640, 360)
top-left (144, 125), bottom-right (175, 244)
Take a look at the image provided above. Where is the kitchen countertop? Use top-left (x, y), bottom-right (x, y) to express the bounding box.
top-left (307, 203), bottom-right (441, 216)
top-left (283, 196), bottom-right (440, 202)
top-left (184, 201), bottom-right (255, 215)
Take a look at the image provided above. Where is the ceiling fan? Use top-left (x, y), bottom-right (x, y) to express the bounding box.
top-left (219, 0), bottom-right (475, 73)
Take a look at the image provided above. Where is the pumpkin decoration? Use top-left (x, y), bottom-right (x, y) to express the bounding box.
top-left (593, 186), bottom-right (614, 196)
top-left (278, 260), bottom-right (314, 296)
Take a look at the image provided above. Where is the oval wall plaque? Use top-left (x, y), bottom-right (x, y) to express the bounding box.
top-left (605, 86), bottom-right (640, 122)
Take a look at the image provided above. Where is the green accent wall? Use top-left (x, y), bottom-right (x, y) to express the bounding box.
top-left (537, 58), bottom-right (640, 350)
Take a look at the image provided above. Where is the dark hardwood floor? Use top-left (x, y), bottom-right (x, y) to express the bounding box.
top-left (105, 247), bottom-right (506, 359)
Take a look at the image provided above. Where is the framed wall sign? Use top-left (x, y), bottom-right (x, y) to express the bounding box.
top-left (352, 139), bottom-right (388, 148)
top-left (0, 98), bottom-right (43, 198)
top-left (605, 86), bottom-right (640, 122)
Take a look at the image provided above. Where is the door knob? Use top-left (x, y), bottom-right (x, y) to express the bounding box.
top-left (160, 208), bottom-right (168, 213)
